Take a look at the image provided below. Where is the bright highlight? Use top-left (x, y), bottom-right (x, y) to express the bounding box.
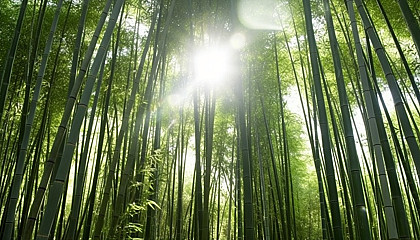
top-left (230, 33), bottom-right (246, 49)
top-left (193, 46), bottom-right (232, 88)
top-left (238, 0), bottom-right (287, 30)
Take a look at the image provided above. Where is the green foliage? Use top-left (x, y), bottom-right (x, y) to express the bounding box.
top-left (1, 0), bottom-right (420, 238)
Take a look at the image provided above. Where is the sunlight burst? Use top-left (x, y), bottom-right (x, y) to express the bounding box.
top-left (193, 45), bottom-right (232, 88)
top-left (230, 33), bottom-right (246, 49)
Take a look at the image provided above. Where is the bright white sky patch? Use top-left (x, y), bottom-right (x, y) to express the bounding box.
top-left (125, 15), bottom-right (149, 37)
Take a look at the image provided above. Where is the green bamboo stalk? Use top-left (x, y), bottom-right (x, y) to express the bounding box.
top-left (302, 0), bottom-right (343, 238)
top-left (7, 0), bottom-right (46, 236)
top-left (203, 88), bottom-right (216, 240)
top-left (373, 75), bottom-right (420, 217)
top-left (375, 0), bottom-right (420, 106)
top-left (15, 0), bottom-right (47, 182)
top-left (395, 0), bottom-right (420, 56)
top-left (2, 0), bottom-right (64, 238)
top-left (227, 135), bottom-right (234, 240)
top-left (67, 0), bottom-right (90, 97)
top-left (280, 13), bottom-right (332, 239)
top-left (34, 0), bottom-right (125, 238)
top-left (256, 131), bottom-right (270, 240)
top-left (312, 96), bottom-right (329, 240)
top-left (91, 2), bottom-right (159, 237)
top-left (175, 107), bottom-right (184, 240)
top-left (81, 10), bottom-right (118, 237)
top-left (365, 34), bottom-right (412, 239)
top-left (132, 0), bottom-right (174, 219)
top-left (65, 47), bottom-right (106, 240)
top-left (18, 77), bottom-right (50, 239)
top-left (345, 1), bottom-right (402, 238)
top-left (235, 125), bottom-right (243, 240)
top-left (322, 71), bottom-right (355, 240)
top-left (354, 0), bottom-right (420, 187)
top-left (42, 5), bottom-right (75, 238)
top-left (235, 57), bottom-right (255, 240)
top-left (108, 1), bottom-right (174, 235)
top-left (22, 1), bottom-right (113, 237)
top-left (193, 85), bottom-right (204, 240)
top-left (0, 0), bottom-right (28, 122)
top-left (322, 0), bottom-right (371, 238)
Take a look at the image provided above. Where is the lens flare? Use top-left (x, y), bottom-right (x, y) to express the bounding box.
top-left (193, 45), bottom-right (232, 88)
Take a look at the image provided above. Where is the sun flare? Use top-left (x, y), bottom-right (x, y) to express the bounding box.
top-left (193, 45), bottom-right (232, 88)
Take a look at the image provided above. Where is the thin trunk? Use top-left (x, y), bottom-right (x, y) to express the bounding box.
top-left (3, 0), bottom-right (65, 238)
top-left (235, 68), bottom-right (254, 240)
top-left (354, 0), bottom-right (420, 188)
top-left (0, 0), bottom-right (28, 122)
top-left (256, 132), bottom-right (270, 240)
top-left (396, 0), bottom-right (420, 56)
top-left (91, 3), bottom-right (157, 237)
top-left (323, 0), bottom-right (371, 237)
top-left (23, 1), bottom-right (113, 237)
top-left (345, 1), bottom-right (401, 238)
top-left (35, 0), bottom-right (125, 237)
top-left (302, 1), bottom-right (343, 238)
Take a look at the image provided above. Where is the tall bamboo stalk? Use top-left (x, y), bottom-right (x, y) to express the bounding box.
top-left (22, 2), bottom-right (113, 237)
top-left (302, 0), bottom-right (343, 238)
top-left (354, 0), bottom-right (420, 184)
top-left (2, 1), bottom-right (64, 238)
top-left (322, 0), bottom-right (371, 238)
top-left (0, 0), bottom-right (28, 122)
top-left (35, 0), bottom-right (125, 238)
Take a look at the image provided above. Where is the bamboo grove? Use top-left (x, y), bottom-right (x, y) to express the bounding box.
top-left (0, 0), bottom-right (419, 239)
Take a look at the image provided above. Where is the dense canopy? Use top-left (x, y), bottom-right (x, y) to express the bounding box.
top-left (0, 0), bottom-right (419, 239)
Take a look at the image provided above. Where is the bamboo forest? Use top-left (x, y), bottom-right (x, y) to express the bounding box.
top-left (1, 0), bottom-right (420, 239)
